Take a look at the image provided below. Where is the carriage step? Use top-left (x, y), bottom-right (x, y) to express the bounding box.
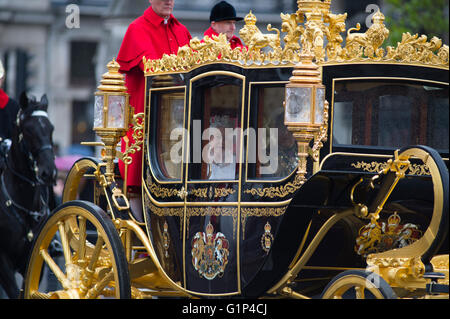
top-left (423, 272), bottom-right (446, 280)
top-left (426, 283), bottom-right (449, 294)
top-left (424, 272), bottom-right (448, 295)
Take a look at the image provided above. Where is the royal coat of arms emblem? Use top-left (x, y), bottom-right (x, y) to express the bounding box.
top-left (162, 220), bottom-right (170, 258)
top-left (191, 222), bottom-right (230, 280)
top-left (261, 222), bottom-right (274, 254)
top-left (355, 212), bottom-right (422, 257)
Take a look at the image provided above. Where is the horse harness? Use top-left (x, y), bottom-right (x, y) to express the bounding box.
top-left (0, 109), bottom-right (53, 242)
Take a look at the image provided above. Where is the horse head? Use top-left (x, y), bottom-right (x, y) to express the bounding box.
top-left (17, 92), bottom-right (57, 186)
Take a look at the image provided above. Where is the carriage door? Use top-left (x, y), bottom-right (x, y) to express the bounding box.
top-left (143, 81), bottom-right (187, 286)
top-left (184, 72), bottom-right (245, 295)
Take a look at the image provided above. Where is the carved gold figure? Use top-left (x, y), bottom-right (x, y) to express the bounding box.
top-left (239, 11), bottom-right (282, 57)
top-left (142, 0), bottom-right (448, 75)
top-left (344, 10), bottom-right (390, 60)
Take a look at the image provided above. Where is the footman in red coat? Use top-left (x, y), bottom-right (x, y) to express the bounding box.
top-left (116, 0), bottom-right (192, 221)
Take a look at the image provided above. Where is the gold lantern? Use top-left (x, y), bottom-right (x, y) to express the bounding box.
top-left (93, 58), bottom-right (132, 183)
top-left (284, 49), bottom-right (327, 180)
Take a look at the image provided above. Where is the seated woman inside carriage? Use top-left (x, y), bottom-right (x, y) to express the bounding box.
top-left (204, 114), bottom-right (238, 181)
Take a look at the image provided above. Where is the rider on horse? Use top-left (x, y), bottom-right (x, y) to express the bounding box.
top-left (0, 59), bottom-right (20, 170)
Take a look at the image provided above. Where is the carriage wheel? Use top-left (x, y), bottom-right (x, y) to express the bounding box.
top-left (321, 270), bottom-right (397, 299)
top-left (24, 201), bottom-right (131, 299)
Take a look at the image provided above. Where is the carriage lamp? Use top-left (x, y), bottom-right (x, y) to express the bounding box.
top-left (93, 58), bottom-right (132, 183)
top-left (284, 50), bottom-right (327, 180)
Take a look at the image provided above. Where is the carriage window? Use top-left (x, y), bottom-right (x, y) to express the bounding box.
top-left (333, 81), bottom-right (449, 152)
top-left (189, 76), bottom-right (243, 181)
top-left (427, 94), bottom-right (449, 150)
top-left (155, 90), bottom-right (185, 180)
top-left (248, 85), bottom-right (298, 180)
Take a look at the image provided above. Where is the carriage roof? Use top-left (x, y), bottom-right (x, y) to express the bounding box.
top-left (142, 10), bottom-right (449, 77)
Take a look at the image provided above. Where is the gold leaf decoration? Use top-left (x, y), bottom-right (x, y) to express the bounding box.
top-left (385, 33), bottom-right (449, 65)
top-left (241, 206), bottom-right (288, 239)
top-left (186, 207), bottom-right (238, 239)
top-left (143, 4), bottom-right (448, 76)
top-left (147, 181), bottom-right (180, 198)
top-left (351, 161), bottom-right (430, 176)
top-left (188, 186), bottom-right (236, 199)
top-left (244, 174), bottom-right (305, 198)
top-left (122, 113), bottom-right (145, 165)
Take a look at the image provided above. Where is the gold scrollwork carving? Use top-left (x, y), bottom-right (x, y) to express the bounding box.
top-left (145, 168), bottom-right (180, 198)
top-left (190, 188), bottom-right (208, 198)
top-left (146, 181), bottom-right (180, 198)
top-left (281, 12), bottom-right (303, 62)
top-left (214, 188), bottom-right (236, 198)
top-left (189, 186), bottom-right (236, 199)
top-left (364, 255), bottom-right (443, 290)
top-left (244, 174), bottom-right (305, 198)
top-left (186, 207), bottom-right (238, 239)
top-left (148, 183), bottom-right (180, 198)
top-left (311, 101), bottom-right (329, 162)
top-left (407, 163), bottom-right (432, 176)
top-left (351, 161), bottom-right (388, 173)
top-left (323, 12), bottom-right (347, 60)
top-left (143, 193), bottom-right (184, 235)
top-left (143, 3), bottom-right (448, 76)
top-left (241, 206), bottom-right (288, 239)
top-left (385, 33), bottom-right (448, 65)
top-left (122, 112), bottom-right (145, 165)
top-left (186, 206), bottom-right (238, 218)
top-left (144, 195), bottom-right (184, 218)
top-left (351, 161), bottom-right (430, 176)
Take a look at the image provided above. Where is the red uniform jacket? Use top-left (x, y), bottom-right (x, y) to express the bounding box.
top-left (0, 89), bottom-right (19, 140)
top-left (117, 6), bottom-right (191, 188)
top-left (0, 89), bottom-right (8, 110)
top-left (203, 27), bottom-right (245, 50)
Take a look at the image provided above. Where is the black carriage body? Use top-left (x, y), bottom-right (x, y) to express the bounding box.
top-left (142, 62), bottom-right (449, 297)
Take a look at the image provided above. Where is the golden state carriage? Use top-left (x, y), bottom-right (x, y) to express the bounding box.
top-left (23, 0), bottom-right (449, 299)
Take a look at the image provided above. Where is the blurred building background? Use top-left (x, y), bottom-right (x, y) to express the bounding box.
top-left (0, 0), bottom-right (448, 158)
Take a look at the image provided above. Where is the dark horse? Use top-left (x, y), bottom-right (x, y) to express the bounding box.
top-left (0, 93), bottom-right (57, 298)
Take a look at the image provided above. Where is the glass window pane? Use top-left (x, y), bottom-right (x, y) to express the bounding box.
top-left (156, 91), bottom-right (185, 180)
top-left (203, 85), bottom-right (241, 181)
top-left (94, 95), bottom-right (103, 128)
top-left (332, 80), bottom-right (449, 152)
top-left (427, 94), bottom-right (449, 152)
top-left (250, 86), bottom-right (298, 179)
top-left (333, 101), bottom-right (353, 145)
top-left (285, 86), bottom-right (312, 123)
top-left (189, 76), bottom-right (243, 181)
top-left (107, 95), bottom-right (126, 128)
top-left (378, 95), bottom-right (412, 148)
top-left (315, 87), bottom-right (325, 124)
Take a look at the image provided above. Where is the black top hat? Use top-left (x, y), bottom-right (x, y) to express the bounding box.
top-left (210, 1), bottom-right (243, 22)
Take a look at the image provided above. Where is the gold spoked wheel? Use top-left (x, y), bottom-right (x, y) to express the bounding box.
top-left (321, 270), bottom-right (397, 299)
top-left (24, 201), bottom-right (131, 299)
